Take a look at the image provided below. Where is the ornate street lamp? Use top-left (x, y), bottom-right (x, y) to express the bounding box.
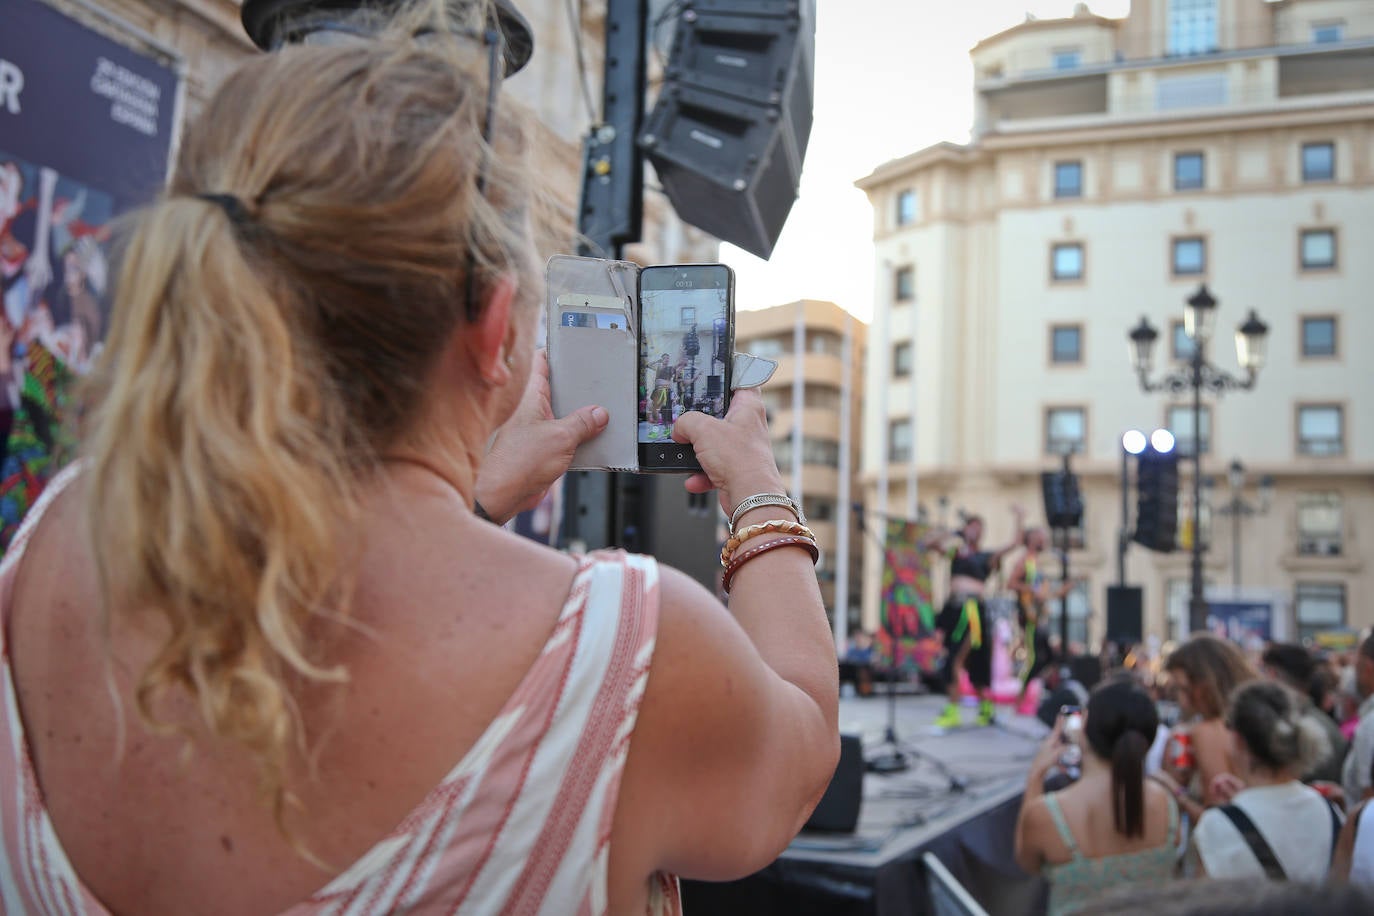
top-left (1127, 285), bottom-right (1269, 633)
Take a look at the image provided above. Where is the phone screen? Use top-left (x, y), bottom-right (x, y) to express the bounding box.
top-left (637, 264), bottom-right (734, 471)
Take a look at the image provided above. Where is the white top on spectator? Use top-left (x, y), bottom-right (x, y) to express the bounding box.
top-left (1194, 782), bottom-right (1335, 882)
top-left (1343, 694), bottom-right (1374, 813)
top-left (1353, 803), bottom-right (1374, 888)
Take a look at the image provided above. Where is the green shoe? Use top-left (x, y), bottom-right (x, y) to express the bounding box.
top-left (977, 700), bottom-right (996, 726)
top-left (935, 704), bottom-right (962, 729)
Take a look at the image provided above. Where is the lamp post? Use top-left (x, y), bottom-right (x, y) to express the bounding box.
top-left (1127, 284), bottom-right (1269, 633)
top-left (1212, 459), bottom-right (1274, 590)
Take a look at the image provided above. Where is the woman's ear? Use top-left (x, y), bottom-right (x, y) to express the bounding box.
top-left (468, 274), bottom-right (519, 387)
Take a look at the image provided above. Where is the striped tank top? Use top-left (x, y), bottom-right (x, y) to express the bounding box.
top-left (0, 464), bottom-right (681, 915)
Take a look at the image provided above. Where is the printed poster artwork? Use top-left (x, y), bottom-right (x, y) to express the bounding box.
top-left (878, 519), bottom-right (941, 673)
top-left (0, 0), bottom-right (180, 551)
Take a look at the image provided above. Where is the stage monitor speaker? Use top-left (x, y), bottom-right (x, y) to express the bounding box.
top-left (1105, 586), bottom-right (1144, 646)
top-left (804, 733), bottom-right (862, 833)
top-left (641, 0), bottom-right (814, 259)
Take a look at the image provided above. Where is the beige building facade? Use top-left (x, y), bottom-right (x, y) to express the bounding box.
top-left (857, 0), bottom-right (1374, 646)
top-left (737, 300), bottom-right (866, 642)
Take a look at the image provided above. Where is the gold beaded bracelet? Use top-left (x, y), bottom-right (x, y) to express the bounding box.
top-left (720, 518), bottom-right (816, 567)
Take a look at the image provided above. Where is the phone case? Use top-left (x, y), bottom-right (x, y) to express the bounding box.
top-left (546, 255), bottom-right (777, 472)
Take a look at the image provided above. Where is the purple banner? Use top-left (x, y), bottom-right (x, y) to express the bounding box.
top-left (1, 0), bottom-right (180, 548)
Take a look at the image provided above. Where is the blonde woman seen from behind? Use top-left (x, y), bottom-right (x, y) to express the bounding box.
top-left (0, 5), bottom-right (839, 914)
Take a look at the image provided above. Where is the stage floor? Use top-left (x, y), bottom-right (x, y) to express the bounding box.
top-left (785, 692), bottom-right (1049, 869)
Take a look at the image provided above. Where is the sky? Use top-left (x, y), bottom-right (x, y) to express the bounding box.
top-left (723, 0), bottom-right (1132, 321)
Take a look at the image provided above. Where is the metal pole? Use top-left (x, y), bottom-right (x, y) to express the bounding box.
top-left (1189, 345), bottom-right (1206, 632)
top-left (1232, 490), bottom-right (1242, 591)
top-left (1060, 452), bottom-right (1072, 653)
top-left (835, 312), bottom-right (853, 653)
top-left (1118, 445), bottom-right (1129, 587)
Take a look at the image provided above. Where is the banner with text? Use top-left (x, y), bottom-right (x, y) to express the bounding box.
top-left (0, 0), bottom-right (180, 548)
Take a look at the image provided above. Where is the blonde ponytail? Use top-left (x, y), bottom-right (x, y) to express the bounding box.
top-left (80, 0), bottom-right (548, 852)
top-left (85, 195), bottom-right (357, 829)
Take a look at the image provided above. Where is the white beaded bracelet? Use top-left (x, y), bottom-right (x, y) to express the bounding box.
top-left (729, 493), bottom-right (805, 535)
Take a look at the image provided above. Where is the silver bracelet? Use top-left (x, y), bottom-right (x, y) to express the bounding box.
top-left (729, 493), bottom-right (805, 535)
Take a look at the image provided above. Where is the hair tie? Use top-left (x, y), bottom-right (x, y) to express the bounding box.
top-left (196, 192), bottom-right (252, 226)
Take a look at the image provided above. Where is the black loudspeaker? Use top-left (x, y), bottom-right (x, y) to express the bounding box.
top-left (641, 0), bottom-right (814, 259)
top-left (1106, 586), bottom-right (1144, 645)
top-left (804, 733), bottom-right (863, 833)
top-left (1133, 447), bottom-right (1179, 552)
top-left (1040, 469), bottom-right (1084, 529)
top-left (706, 374), bottom-right (723, 398)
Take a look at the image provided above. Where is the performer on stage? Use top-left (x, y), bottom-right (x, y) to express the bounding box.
top-left (1008, 527), bottom-right (1078, 716)
top-left (922, 506), bottom-right (1024, 728)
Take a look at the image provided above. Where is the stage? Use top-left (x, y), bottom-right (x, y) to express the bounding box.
top-left (682, 692), bottom-right (1052, 916)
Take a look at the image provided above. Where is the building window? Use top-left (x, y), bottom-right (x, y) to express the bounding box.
top-left (1051, 243), bottom-right (1084, 281)
top-left (888, 418), bottom-right (912, 463)
top-left (1047, 582), bottom-right (1090, 648)
top-left (896, 189), bottom-right (918, 226)
top-left (894, 265), bottom-right (915, 301)
top-left (1053, 48), bottom-right (1082, 71)
top-left (808, 330), bottom-right (843, 356)
top-left (1166, 404), bottom-right (1211, 456)
top-left (1312, 22), bottom-right (1344, 44)
top-left (1171, 320), bottom-right (1197, 361)
top-left (1300, 229), bottom-right (1336, 270)
top-left (1297, 492), bottom-right (1343, 556)
top-left (1301, 316), bottom-right (1337, 358)
top-left (1045, 407), bottom-right (1086, 455)
top-left (808, 498), bottom-right (836, 523)
top-left (1172, 237), bottom-right (1206, 276)
top-left (1297, 404), bottom-right (1343, 456)
top-left (1167, 0), bottom-right (1218, 56)
top-left (1054, 160), bottom-right (1083, 198)
top-left (892, 341), bottom-right (913, 378)
top-left (803, 385), bottom-right (841, 410)
top-left (1174, 151), bottom-right (1205, 190)
top-left (748, 336), bottom-right (787, 359)
top-left (1294, 582), bottom-right (1345, 642)
top-left (1050, 324), bottom-right (1082, 364)
top-left (775, 436), bottom-right (841, 469)
top-left (1302, 142), bottom-right (1335, 182)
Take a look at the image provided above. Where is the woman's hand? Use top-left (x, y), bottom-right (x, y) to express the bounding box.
top-left (671, 389), bottom-right (787, 516)
top-left (1209, 772), bottom-right (1244, 805)
top-left (1027, 716), bottom-right (1066, 792)
top-left (476, 349), bottom-right (609, 524)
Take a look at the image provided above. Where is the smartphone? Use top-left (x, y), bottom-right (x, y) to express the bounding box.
top-left (636, 264), bottom-right (735, 472)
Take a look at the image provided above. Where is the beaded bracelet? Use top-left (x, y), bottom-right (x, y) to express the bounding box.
top-left (722, 535), bottom-right (820, 594)
top-left (720, 518), bottom-right (816, 567)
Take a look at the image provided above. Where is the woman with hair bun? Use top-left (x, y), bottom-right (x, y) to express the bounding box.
top-left (1192, 680), bottom-right (1341, 881)
top-left (1016, 679), bottom-right (1180, 915)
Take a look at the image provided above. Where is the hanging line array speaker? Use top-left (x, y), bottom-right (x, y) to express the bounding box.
top-left (640, 0), bottom-right (815, 259)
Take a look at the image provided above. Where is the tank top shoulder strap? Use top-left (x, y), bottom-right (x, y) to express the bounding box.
top-left (1043, 793), bottom-right (1083, 860)
top-left (1166, 792), bottom-right (1180, 844)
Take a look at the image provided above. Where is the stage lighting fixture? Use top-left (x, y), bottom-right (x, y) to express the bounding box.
top-left (1150, 428), bottom-right (1176, 454)
top-left (1121, 429), bottom-right (1147, 455)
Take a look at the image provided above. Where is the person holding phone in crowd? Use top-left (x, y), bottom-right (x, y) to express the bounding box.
top-left (0, 3), bottom-right (839, 913)
top-left (1015, 679), bottom-right (1180, 915)
top-left (922, 506), bottom-right (1024, 729)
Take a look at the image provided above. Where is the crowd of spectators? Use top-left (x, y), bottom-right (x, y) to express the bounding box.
top-left (1015, 632), bottom-right (1374, 913)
